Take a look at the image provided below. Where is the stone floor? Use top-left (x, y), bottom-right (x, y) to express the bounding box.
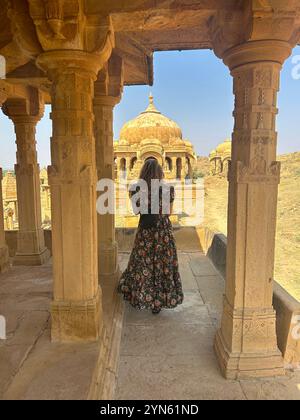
top-left (116, 252), bottom-right (300, 401)
top-left (0, 260), bottom-right (110, 400)
top-left (0, 253), bottom-right (299, 400)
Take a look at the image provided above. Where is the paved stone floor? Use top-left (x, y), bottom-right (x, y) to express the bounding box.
top-left (116, 252), bottom-right (300, 401)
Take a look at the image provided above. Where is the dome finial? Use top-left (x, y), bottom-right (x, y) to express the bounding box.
top-left (149, 92), bottom-right (154, 105)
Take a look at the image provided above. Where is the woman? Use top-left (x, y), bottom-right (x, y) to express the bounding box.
top-left (118, 159), bottom-right (184, 314)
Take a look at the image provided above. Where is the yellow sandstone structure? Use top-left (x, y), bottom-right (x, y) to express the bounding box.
top-left (0, 0), bottom-right (299, 394)
top-left (2, 170), bottom-right (51, 229)
top-left (210, 139), bottom-right (232, 176)
top-left (114, 94), bottom-right (197, 181)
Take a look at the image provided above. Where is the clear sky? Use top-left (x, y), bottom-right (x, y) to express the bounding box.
top-left (0, 47), bottom-right (299, 169)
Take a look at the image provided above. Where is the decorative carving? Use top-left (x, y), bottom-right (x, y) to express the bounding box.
top-left (229, 160), bottom-right (281, 184)
top-left (27, 1), bottom-right (115, 57)
top-left (7, 0), bottom-right (42, 58)
top-left (43, 0), bottom-right (65, 40)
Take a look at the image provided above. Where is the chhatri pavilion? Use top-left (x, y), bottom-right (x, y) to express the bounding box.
top-left (209, 138), bottom-right (232, 176)
top-left (114, 95), bottom-right (197, 181)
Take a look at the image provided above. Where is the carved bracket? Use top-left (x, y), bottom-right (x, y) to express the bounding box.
top-left (95, 52), bottom-right (124, 102)
top-left (7, 0), bottom-right (42, 58)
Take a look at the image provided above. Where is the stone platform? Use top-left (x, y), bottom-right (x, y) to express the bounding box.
top-left (0, 254), bottom-right (299, 400)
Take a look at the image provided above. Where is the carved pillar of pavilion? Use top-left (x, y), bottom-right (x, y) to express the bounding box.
top-left (0, 169), bottom-right (9, 273)
top-left (37, 51), bottom-right (110, 342)
top-left (94, 54), bottom-right (123, 278)
top-left (214, 40), bottom-right (293, 379)
top-left (0, 93), bottom-right (10, 273)
top-left (3, 93), bottom-right (50, 266)
top-left (94, 53), bottom-right (123, 278)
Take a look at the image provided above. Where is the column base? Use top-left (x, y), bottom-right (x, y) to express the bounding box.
top-left (51, 290), bottom-right (103, 342)
top-left (13, 247), bottom-right (50, 266)
top-left (98, 242), bottom-right (119, 277)
top-left (214, 329), bottom-right (285, 380)
top-left (0, 245), bottom-right (10, 273)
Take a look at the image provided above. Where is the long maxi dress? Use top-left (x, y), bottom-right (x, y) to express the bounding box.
top-left (118, 183), bottom-right (184, 312)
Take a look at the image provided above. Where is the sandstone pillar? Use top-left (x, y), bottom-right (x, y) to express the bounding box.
top-left (4, 97), bottom-right (50, 266)
top-left (171, 157), bottom-right (177, 178)
top-left (94, 95), bottom-right (119, 277)
top-left (37, 51), bottom-right (105, 342)
top-left (215, 40), bottom-right (292, 379)
top-left (0, 93), bottom-right (10, 273)
top-left (0, 169), bottom-right (9, 273)
top-left (94, 54), bottom-right (123, 278)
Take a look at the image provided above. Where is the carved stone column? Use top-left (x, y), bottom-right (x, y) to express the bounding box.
top-left (94, 95), bottom-right (120, 277)
top-left (94, 54), bottom-right (123, 279)
top-left (4, 96), bottom-right (50, 266)
top-left (0, 92), bottom-right (10, 273)
top-left (215, 40), bottom-right (292, 379)
top-left (37, 51), bottom-right (105, 342)
top-left (171, 157), bottom-right (177, 178)
top-left (0, 169), bottom-right (9, 273)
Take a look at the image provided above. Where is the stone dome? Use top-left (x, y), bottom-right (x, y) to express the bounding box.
top-left (119, 94), bottom-right (183, 145)
top-left (216, 139), bottom-right (231, 155)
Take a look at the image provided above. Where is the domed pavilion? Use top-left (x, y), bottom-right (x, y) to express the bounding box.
top-left (114, 95), bottom-right (197, 180)
top-left (209, 138), bottom-right (232, 176)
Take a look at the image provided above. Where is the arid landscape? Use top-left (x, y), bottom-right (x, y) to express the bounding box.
top-left (199, 152), bottom-right (300, 301)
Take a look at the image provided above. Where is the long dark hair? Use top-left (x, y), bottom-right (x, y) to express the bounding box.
top-left (139, 159), bottom-right (164, 188)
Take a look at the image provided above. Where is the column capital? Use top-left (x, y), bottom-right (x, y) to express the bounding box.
top-left (210, 1), bottom-right (300, 63)
top-left (223, 40), bottom-right (292, 72)
top-left (2, 88), bottom-right (45, 123)
top-left (36, 50), bottom-right (109, 82)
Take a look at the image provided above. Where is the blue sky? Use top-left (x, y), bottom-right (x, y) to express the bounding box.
top-left (0, 47), bottom-right (299, 169)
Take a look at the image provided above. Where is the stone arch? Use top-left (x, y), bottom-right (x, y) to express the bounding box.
top-left (142, 153), bottom-right (163, 166)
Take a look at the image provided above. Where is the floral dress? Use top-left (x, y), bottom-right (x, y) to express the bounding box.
top-left (118, 185), bottom-right (184, 312)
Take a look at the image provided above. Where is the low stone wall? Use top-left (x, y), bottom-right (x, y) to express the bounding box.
top-left (116, 226), bottom-right (203, 253)
top-left (5, 230), bottom-right (18, 257)
top-left (273, 283), bottom-right (300, 369)
top-left (196, 227), bottom-right (227, 277)
top-left (198, 226), bottom-right (300, 370)
top-left (5, 230), bottom-right (53, 257)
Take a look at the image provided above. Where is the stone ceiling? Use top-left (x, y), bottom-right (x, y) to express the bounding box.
top-left (0, 1), bottom-right (300, 103)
